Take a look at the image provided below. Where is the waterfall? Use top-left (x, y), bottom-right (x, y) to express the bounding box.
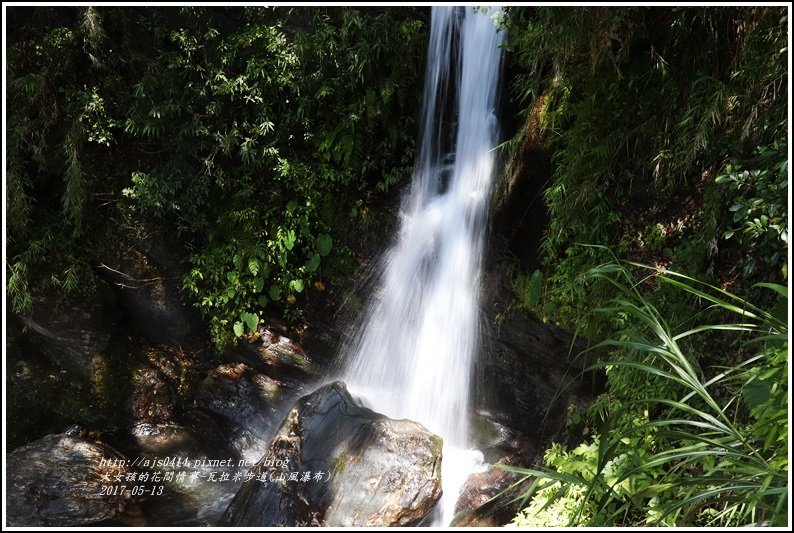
top-left (342, 6), bottom-right (505, 524)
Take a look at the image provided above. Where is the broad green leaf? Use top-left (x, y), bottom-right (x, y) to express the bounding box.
top-left (252, 277), bottom-right (264, 292)
top-left (269, 285), bottom-right (281, 300)
top-left (284, 229), bottom-right (296, 250)
top-left (317, 233), bottom-right (333, 256)
top-left (742, 381), bottom-right (771, 409)
top-left (289, 279), bottom-right (304, 293)
top-left (248, 258), bottom-right (261, 276)
top-left (306, 252), bottom-right (321, 272)
top-left (233, 321), bottom-right (244, 337)
top-left (241, 311), bottom-right (258, 332)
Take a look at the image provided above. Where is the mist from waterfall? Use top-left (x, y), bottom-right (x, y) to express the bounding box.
top-left (342, 6), bottom-right (505, 524)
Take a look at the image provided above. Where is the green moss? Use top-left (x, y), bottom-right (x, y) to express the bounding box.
top-left (256, 379), bottom-right (283, 404)
top-left (340, 292), bottom-right (363, 313)
top-left (428, 434), bottom-right (443, 459)
top-left (331, 453), bottom-right (350, 476)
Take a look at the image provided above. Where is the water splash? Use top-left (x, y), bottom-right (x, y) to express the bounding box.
top-left (342, 6), bottom-right (504, 525)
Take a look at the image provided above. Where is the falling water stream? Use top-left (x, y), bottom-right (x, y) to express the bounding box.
top-left (343, 6), bottom-right (505, 525)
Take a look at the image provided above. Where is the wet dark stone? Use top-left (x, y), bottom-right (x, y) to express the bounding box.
top-left (6, 433), bottom-right (132, 526)
top-left (474, 245), bottom-right (598, 455)
top-left (451, 457), bottom-right (529, 527)
top-left (196, 363), bottom-right (286, 440)
top-left (16, 290), bottom-right (118, 379)
top-left (221, 381), bottom-right (442, 527)
top-left (95, 232), bottom-right (207, 352)
top-left (130, 422), bottom-right (198, 454)
top-left (233, 327), bottom-right (318, 383)
top-left (132, 368), bottom-right (177, 425)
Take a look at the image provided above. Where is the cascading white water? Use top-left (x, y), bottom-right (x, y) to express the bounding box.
top-left (342, 6), bottom-right (504, 525)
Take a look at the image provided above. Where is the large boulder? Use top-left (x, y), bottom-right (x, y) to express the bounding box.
top-left (6, 433), bottom-right (132, 526)
top-left (221, 381), bottom-right (443, 527)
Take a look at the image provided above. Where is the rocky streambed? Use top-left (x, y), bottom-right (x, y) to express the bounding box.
top-left (6, 228), bottom-right (595, 527)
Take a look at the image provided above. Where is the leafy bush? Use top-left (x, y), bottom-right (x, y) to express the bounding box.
top-left (503, 6), bottom-right (788, 337)
top-left (504, 261), bottom-right (788, 526)
top-left (121, 8), bottom-right (425, 347)
top-left (501, 9), bottom-right (788, 525)
top-left (6, 8), bottom-right (115, 313)
top-left (6, 7), bottom-right (425, 348)
top-left (715, 142), bottom-right (788, 278)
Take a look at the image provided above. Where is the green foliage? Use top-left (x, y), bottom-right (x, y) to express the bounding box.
top-left (118, 8), bottom-right (424, 348)
top-left (525, 271), bottom-right (544, 307)
top-left (637, 223), bottom-right (667, 254)
top-left (7, 10), bottom-right (106, 311)
top-left (504, 6), bottom-right (788, 337)
top-left (234, 311), bottom-right (259, 338)
top-left (505, 261), bottom-right (788, 526)
top-left (316, 233), bottom-right (334, 257)
top-left (7, 7), bottom-right (425, 348)
top-left (715, 142), bottom-right (788, 277)
top-left (510, 269), bottom-right (556, 322)
top-left (503, 11), bottom-right (788, 523)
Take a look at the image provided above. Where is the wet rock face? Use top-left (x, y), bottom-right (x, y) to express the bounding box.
top-left (6, 433), bottom-right (132, 526)
top-left (322, 417), bottom-right (442, 527)
top-left (197, 363), bottom-right (284, 440)
top-left (191, 362), bottom-right (290, 459)
top-left (17, 291), bottom-right (117, 379)
top-left (132, 368), bottom-right (177, 425)
top-left (236, 327), bottom-right (317, 382)
top-left (221, 381), bottom-right (443, 527)
top-left (475, 249), bottom-right (595, 446)
top-left (95, 233), bottom-right (207, 351)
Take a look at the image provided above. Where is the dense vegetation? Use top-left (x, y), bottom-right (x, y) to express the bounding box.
top-left (5, 6), bottom-right (788, 527)
top-left (502, 6), bottom-right (788, 526)
top-left (7, 6), bottom-right (425, 348)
